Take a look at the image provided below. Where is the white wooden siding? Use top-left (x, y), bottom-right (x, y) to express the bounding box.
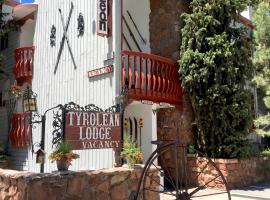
top-left (30, 0), bottom-right (122, 172)
top-left (122, 0), bottom-right (150, 52)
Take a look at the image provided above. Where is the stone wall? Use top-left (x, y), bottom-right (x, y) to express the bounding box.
top-left (187, 156), bottom-right (270, 190)
top-left (0, 166), bottom-right (159, 200)
top-left (149, 0), bottom-right (190, 60)
top-left (156, 94), bottom-right (194, 182)
top-left (152, 0), bottom-right (194, 144)
top-left (157, 94), bottom-right (194, 145)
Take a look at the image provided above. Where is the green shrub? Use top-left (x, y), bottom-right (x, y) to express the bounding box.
top-left (261, 149), bottom-right (270, 157)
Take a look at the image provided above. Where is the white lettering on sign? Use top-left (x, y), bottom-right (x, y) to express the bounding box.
top-left (82, 140), bottom-right (121, 149)
top-left (97, 0), bottom-right (108, 36)
top-left (88, 65), bottom-right (113, 78)
top-left (65, 111), bottom-right (121, 150)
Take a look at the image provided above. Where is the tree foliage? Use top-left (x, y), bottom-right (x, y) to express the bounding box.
top-left (0, 0), bottom-right (10, 63)
top-left (254, 0), bottom-right (270, 136)
top-left (179, 0), bottom-right (256, 158)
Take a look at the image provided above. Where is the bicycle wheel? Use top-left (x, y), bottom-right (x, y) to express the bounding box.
top-left (134, 141), bottom-right (231, 200)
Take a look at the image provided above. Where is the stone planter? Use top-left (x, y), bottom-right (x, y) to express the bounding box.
top-left (187, 156), bottom-right (270, 189)
top-left (56, 160), bottom-right (69, 171)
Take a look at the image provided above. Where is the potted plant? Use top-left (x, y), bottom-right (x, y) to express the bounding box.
top-left (8, 84), bottom-right (22, 99)
top-left (121, 136), bottom-right (143, 168)
top-left (0, 147), bottom-right (10, 169)
top-left (187, 144), bottom-right (197, 157)
top-left (48, 141), bottom-right (79, 171)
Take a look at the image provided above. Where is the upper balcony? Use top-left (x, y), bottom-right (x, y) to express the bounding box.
top-left (13, 46), bottom-right (34, 86)
top-left (121, 50), bottom-right (183, 109)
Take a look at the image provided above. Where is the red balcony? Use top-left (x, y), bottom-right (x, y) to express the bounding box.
top-left (122, 50), bottom-right (183, 109)
top-left (9, 113), bottom-right (31, 148)
top-left (14, 46), bottom-right (34, 86)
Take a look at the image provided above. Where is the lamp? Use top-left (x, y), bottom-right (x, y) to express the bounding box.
top-left (23, 86), bottom-right (37, 112)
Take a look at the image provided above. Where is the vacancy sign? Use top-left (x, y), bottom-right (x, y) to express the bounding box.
top-left (65, 111), bottom-right (121, 150)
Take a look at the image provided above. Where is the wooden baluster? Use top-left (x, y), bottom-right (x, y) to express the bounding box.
top-left (167, 64), bottom-right (175, 98)
top-left (25, 113), bottom-right (31, 146)
top-left (157, 61), bottom-right (161, 98)
top-left (173, 65), bottom-right (178, 100)
top-left (164, 62), bottom-right (168, 99)
top-left (166, 63), bottom-right (170, 99)
top-left (148, 59), bottom-right (152, 97)
top-left (175, 65), bottom-right (180, 101)
top-left (29, 48), bottom-right (33, 76)
top-left (140, 56), bottom-right (144, 95)
top-left (25, 49), bottom-right (29, 77)
top-left (15, 114), bottom-right (21, 147)
top-left (134, 55), bottom-right (139, 95)
top-left (145, 58), bottom-right (148, 97)
top-left (152, 60), bottom-right (156, 97)
top-left (128, 55), bottom-right (132, 89)
top-left (122, 53), bottom-right (126, 88)
top-left (20, 114), bottom-right (25, 147)
top-left (140, 57), bottom-right (144, 95)
top-left (161, 62), bottom-right (166, 98)
top-left (19, 50), bottom-right (24, 78)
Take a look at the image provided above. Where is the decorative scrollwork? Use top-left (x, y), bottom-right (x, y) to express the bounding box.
top-left (52, 110), bottom-right (64, 146)
top-left (77, 13), bottom-right (84, 37)
top-left (84, 104), bottom-right (104, 112)
top-left (50, 25), bottom-right (56, 47)
top-left (104, 104), bottom-right (120, 113)
top-left (30, 112), bottom-right (42, 129)
top-left (63, 102), bottom-right (84, 112)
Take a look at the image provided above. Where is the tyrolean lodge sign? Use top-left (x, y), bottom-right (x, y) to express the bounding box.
top-left (65, 111), bottom-right (121, 150)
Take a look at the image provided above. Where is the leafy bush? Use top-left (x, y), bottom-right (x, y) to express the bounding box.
top-left (48, 141), bottom-right (79, 165)
top-left (261, 149), bottom-right (270, 157)
top-left (121, 135), bottom-right (143, 165)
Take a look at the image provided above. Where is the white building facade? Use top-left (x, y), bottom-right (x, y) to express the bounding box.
top-left (1, 0), bottom-right (184, 172)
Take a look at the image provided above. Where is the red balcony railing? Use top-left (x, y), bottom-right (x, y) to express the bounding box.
top-left (9, 113), bottom-right (31, 147)
top-left (122, 50), bottom-right (183, 108)
top-left (14, 46), bottom-right (34, 86)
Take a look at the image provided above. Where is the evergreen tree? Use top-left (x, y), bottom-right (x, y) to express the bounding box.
top-left (0, 0), bottom-right (10, 63)
top-left (254, 1), bottom-right (270, 136)
top-left (179, 0), bottom-right (256, 158)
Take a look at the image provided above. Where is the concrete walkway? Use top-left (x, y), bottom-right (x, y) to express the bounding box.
top-left (160, 182), bottom-right (270, 199)
top-left (231, 182), bottom-right (270, 200)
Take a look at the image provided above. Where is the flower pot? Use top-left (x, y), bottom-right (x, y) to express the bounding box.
top-left (56, 160), bottom-right (69, 171)
top-left (127, 158), bottom-right (136, 169)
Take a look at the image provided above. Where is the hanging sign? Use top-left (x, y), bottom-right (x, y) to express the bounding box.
top-left (65, 111), bottom-right (121, 150)
top-left (97, 0), bottom-right (112, 37)
top-left (88, 65), bottom-right (113, 78)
